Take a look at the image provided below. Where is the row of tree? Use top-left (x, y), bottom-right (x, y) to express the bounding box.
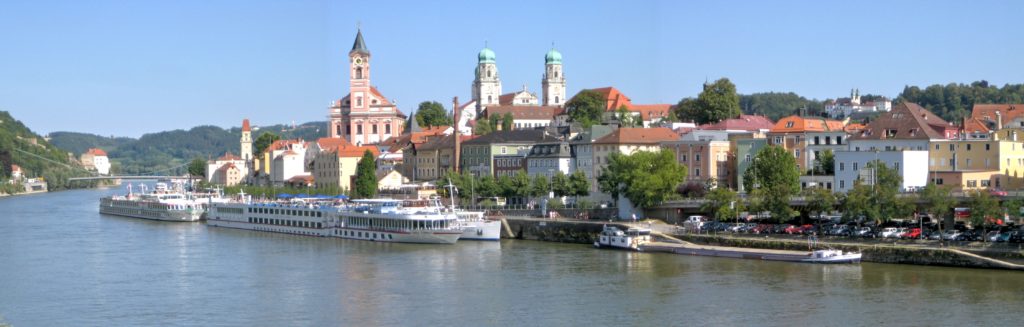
top-left (897, 81), bottom-right (1024, 122)
top-left (441, 169), bottom-right (590, 205)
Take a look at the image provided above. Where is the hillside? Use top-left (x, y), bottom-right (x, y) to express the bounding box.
top-left (48, 121), bottom-right (329, 175)
top-left (0, 110), bottom-right (94, 191)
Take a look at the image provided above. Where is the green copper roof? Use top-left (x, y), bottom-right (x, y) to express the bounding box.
top-left (545, 48), bottom-right (562, 64)
top-left (351, 29), bottom-right (369, 55)
top-left (478, 47), bottom-right (495, 63)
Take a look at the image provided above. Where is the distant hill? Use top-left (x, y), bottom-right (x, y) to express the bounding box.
top-left (0, 110), bottom-right (92, 191)
top-left (47, 121), bottom-right (329, 175)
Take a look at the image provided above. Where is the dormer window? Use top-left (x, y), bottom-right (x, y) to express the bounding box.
top-left (886, 129), bottom-right (897, 138)
top-left (785, 121), bottom-right (794, 128)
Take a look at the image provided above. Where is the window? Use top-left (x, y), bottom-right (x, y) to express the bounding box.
top-left (949, 144), bottom-right (955, 151)
top-left (839, 162), bottom-right (845, 171)
top-left (825, 136), bottom-right (831, 145)
top-left (967, 144), bottom-right (972, 151)
top-left (356, 67), bottom-right (363, 79)
top-left (836, 136), bottom-right (842, 144)
top-left (981, 180), bottom-right (991, 187)
top-left (774, 137), bottom-right (782, 144)
top-left (814, 136), bottom-right (820, 145)
top-left (935, 144), bottom-right (939, 150)
top-left (356, 96), bottom-right (363, 107)
top-left (356, 125), bottom-right (363, 134)
top-left (695, 154), bottom-right (701, 162)
top-left (967, 180), bottom-right (977, 187)
top-left (745, 154), bottom-right (751, 162)
top-left (337, 125), bottom-right (343, 136)
top-left (840, 180), bottom-right (845, 188)
top-left (853, 162), bottom-right (859, 170)
top-left (385, 124), bottom-right (391, 134)
top-left (372, 124), bottom-right (378, 134)
top-left (985, 143), bottom-right (991, 151)
top-left (694, 168), bottom-right (701, 177)
top-left (936, 178), bottom-right (944, 185)
top-left (785, 121), bottom-right (794, 128)
top-left (681, 154), bottom-right (687, 162)
top-left (795, 149), bottom-right (801, 158)
top-left (894, 162), bottom-right (900, 171)
top-left (555, 96), bottom-right (560, 103)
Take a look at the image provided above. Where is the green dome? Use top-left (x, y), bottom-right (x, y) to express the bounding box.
top-left (545, 48), bottom-right (562, 64)
top-left (478, 47), bottom-right (496, 63)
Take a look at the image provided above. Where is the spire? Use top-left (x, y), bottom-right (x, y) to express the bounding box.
top-left (351, 28), bottom-right (369, 55)
top-left (409, 104), bottom-right (422, 133)
top-left (242, 119), bottom-right (251, 132)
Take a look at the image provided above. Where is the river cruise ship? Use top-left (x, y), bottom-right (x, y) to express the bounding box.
top-left (99, 183), bottom-right (208, 222)
top-left (208, 198), bottom-right (463, 244)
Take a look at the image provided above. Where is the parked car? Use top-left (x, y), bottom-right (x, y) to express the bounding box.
top-left (881, 227), bottom-right (901, 238)
top-left (784, 225), bottom-right (802, 234)
top-left (903, 228), bottom-right (922, 239)
top-left (728, 223), bottom-right (745, 233)
top-left (989, 189), bottom-right (1009, 197)
top-left (854, 227), bottom-right (875, 238)
top-left (942, 230), bottom-right (962, 241)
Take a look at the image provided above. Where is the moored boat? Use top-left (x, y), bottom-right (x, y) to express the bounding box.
top-left (593, 225), bottom-right (651, 250)
top-left (801, 249), bottom-right (862, 264)
top-left (99, 182), bottom-right (209, 222)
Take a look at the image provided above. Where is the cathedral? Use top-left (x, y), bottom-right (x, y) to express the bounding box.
top-left (328, 29), bottom-right (406, 146)
top-left (455, 45), bottom-right (567, 135)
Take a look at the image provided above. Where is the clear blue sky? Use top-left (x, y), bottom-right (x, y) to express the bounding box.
top-left (2, 0), bottom-right (1022, 137)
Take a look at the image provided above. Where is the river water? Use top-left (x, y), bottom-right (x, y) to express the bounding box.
top-left (1, 188), bottom-right (1022, 326)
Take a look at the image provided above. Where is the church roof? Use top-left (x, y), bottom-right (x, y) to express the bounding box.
top-left (242, 119), bottom-right (251, 132)
top-left (592, 127), bottom-right (679, 145)
top-left (86, 148), bottom-right (107, 156)
top-left (351, 29), bottom-right (369, 55)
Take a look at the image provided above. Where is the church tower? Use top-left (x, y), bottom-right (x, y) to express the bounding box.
top-left (240, 118), bottom-right (253, 163)
top-left (329, 29), bottom-right (404, 145)
top-left (542, 47), bottom-right (565, 106)
top-left (472, 45), bottom-right (502, 112)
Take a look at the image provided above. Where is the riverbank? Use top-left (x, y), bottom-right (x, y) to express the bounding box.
top-left (499, 217), bottom-right (1024, 271)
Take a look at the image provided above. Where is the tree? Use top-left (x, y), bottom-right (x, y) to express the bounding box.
top-left (702, 187), bottom-right (740, 222)
top-left (615, 105), bottom-right (637, 127)
top-left (739, 92), bottom-right (825, 121)
top-left (551, 171), bottom-right (570, 197)
top-left (598, 150), bottom-right (687, 209)
top-left (187, 157), bottom-right (206, 178)
top-left (868, 160), bottom-right (905, 222)
top-left (921, 183), bottom-right (955, 241)
top-left (568, 171), bottom-right (590, 201)
top-left (501, 113), bottom-right (514, 131)
top-left (352, 150), bottom-right (377, 199)
top-left (510, 171), bottom-right (532, 199)
top-left (805, 187), bottom-right (836, 222)
top-left (743, 145), bottom-right (800, 222)
top-left (841, 181), bottom-right (877, 224)
top-left (253, 132), bottom-right (280, 156)
top-left (415, 101), bottom-right (452, 128)
top-left (477, 175), bottom-right (499, 198)
top-left (675, 78), bottom-right (741, 124)
top-left (968, 190), bottom-right (1000, 241)
top-left (1002, 198), bottom-right (1024, 224)
top-left (531, 174), bottom-right (550, 198)
top-left (566, 90), bottom-right (606, 128)
top-left (813, 149), bottom-right (835, 175)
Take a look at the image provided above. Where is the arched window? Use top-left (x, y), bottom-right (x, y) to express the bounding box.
top-left (487, 95), bottom-right (492, 103)
top-left (487, 69), bottom-right (492, 78)
top-left (336, 125), bottom-right (342, 136)
top-left (555, 96), bottom-right (560, 103)
top-left (555, 71), bottom-right (559, 78)
top-left (385, 123), bottom-right (391, 134)
top-left (356, 96), bottom-right (362, 107)
top-left (356, 67), bottom-right (363, 79)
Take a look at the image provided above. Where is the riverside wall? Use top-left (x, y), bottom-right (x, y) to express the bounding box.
top-left (499, 217), bottom-right (1023, 271)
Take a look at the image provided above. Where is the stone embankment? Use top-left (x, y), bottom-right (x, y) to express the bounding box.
top-left (498, 217), bottom-right (1024, 271)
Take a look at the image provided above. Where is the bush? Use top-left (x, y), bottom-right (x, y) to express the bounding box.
top-left (576, 199), bottom-right (595, 210)
top-left (548, 198), bottom-right (565, 209)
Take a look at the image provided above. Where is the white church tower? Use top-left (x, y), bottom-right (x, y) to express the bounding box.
top-left (542, 47), bottom-right (565, 106)
top-left (472, 45), bottom-right (502, 112)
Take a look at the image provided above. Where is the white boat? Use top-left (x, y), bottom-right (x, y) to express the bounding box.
top-left (99, 182), bottom-right (209, 222)
top-left (208, 197), bottom-right (462, 244)
top-left (453, 210), bottom-right (502, 241)
top-left (593, 225), bottom-right (651, 250)
top-left (801, 249), bottom-right (862, 264)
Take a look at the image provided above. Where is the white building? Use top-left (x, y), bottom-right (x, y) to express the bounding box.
top-left (833, 150), bottom-right (929, 192)
top-left (206, 153), bottom-right (249, 185)
top-left (80, 148), bottom-right (111, 175)
top-left (525, 141), bottom-right (573, 178)
top-left (826, 88), bottom-right (892, 119)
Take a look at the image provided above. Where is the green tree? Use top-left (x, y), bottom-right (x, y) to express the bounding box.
top-left (551, 171), bottom-right (570, 197)
top-left (701, 187), bottom-right (741, 222)
top-left (474, 119), bottom-right (493, 135)
top-left (738, 92), bottom-right (825, 121)
top-left (566, 90), bottom-right (606, 128)
top-left (501, 113), bottom-right (514, 131)
top-left (598, 150), bottom-right (687, 209)
top-left (415, 101), bottom-right (453, 128)
top-left (477, 175), bottom-right (499, 198)
top-left (253, 132), bottom-right (280, 156)
top-left (675, 78), bottom-right (741, 124)
top-left (841, 181), bottom-right (878, 223)
top-left (187, 157), bottom-right (206, 178)
top-left (813, 149), bottom-right (835, 175)
top-left (805, 187), bottom-right (836, 222)
top-left (568, 171), bottom-right (590, 200)
top-left (968, 190), bottom-right (1000, 241)
top-left (1002, 198), bottom-right (1023, 224)
top-left (743, 145), bottom-right (800, 222)
top-left (531, 174), bottom-right (550, 198)
top-left (868, 160), bottom-right (905, 222)
top-left (615, 105), bottom-right (637, 127)
top-left (352, 150), bottom-right (377, 199)
top-left (510, 171), bottom-right (532, 199)
top-left (921, 183), bottom-right (955, 238)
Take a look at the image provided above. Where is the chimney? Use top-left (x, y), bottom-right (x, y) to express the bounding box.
top-left (996, 111), bottom-right (1003, 130)
top-left (453, 96), bottom-right (461, 173)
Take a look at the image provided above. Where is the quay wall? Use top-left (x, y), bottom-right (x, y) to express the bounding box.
top-left (501, 217), bottom-right (620, 244)
top-left (677, 234), bottom-right (1024, 271)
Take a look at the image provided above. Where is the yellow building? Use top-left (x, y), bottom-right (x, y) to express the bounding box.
top-left (927, 129), bottom-right (1024, 190)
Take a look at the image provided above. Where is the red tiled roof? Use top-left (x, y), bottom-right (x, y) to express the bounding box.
top-left (698, 115), bottom-right (775, 131)
top-left (216, 163), bottom-right (238, 173)
top-left (632, 104), bottom-right (673, 121)
top-left (316, 137), bottom-right (352, 150)
top-left (498, 92), bottom-right (517, 106)
top-left (851, 102), bottom-right (952, 140)
top-left (584, 87), bottom-right (634, 110)
top-left (592, 127), bottom-right (679, 145)
top-left (242, 119), bottom-right (251, 132)
top-left (334, 143), bottom-right (381, 158)
top-left (844, 123), bottom-right (867, 133)
top-left (963, 117), bottom-right (990, 134)
top-left (970, 104), bottom-right (1024, 126)
top-left (217, 152), bottom-right (242, 161)
top-left (770, 115), bottom-right (845, 133)
top-left (86, 148), bottom-right (107, 156)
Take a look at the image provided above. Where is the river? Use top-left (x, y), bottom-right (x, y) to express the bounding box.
top-left (1, 188), bottom-right (1021, 326)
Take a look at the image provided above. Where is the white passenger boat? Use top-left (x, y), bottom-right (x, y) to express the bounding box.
top-left (208, 197), bottom-right (463, 244)
top-left (801, 249), bottom-right (862, 264)
top-left (593, 225), bottom-right (651, 250)
top-left (99, 182), bottom-right (209, 222)
top-left (453, 210), bottom-right (502, 241)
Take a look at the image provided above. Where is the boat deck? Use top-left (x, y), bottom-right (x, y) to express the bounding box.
top-left (640, 241), bottom-right (813, 262)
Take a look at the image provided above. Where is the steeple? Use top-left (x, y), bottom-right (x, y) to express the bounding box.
top-left (408, 104), bottom-right (422, 133)
top-left (351, 29), bottom-right (369, 55)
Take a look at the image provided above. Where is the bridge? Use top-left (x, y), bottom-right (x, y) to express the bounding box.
top-left (14, 148), bottom-right (194, 183)
top-left (67, 175), bottom-right (192, 182)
